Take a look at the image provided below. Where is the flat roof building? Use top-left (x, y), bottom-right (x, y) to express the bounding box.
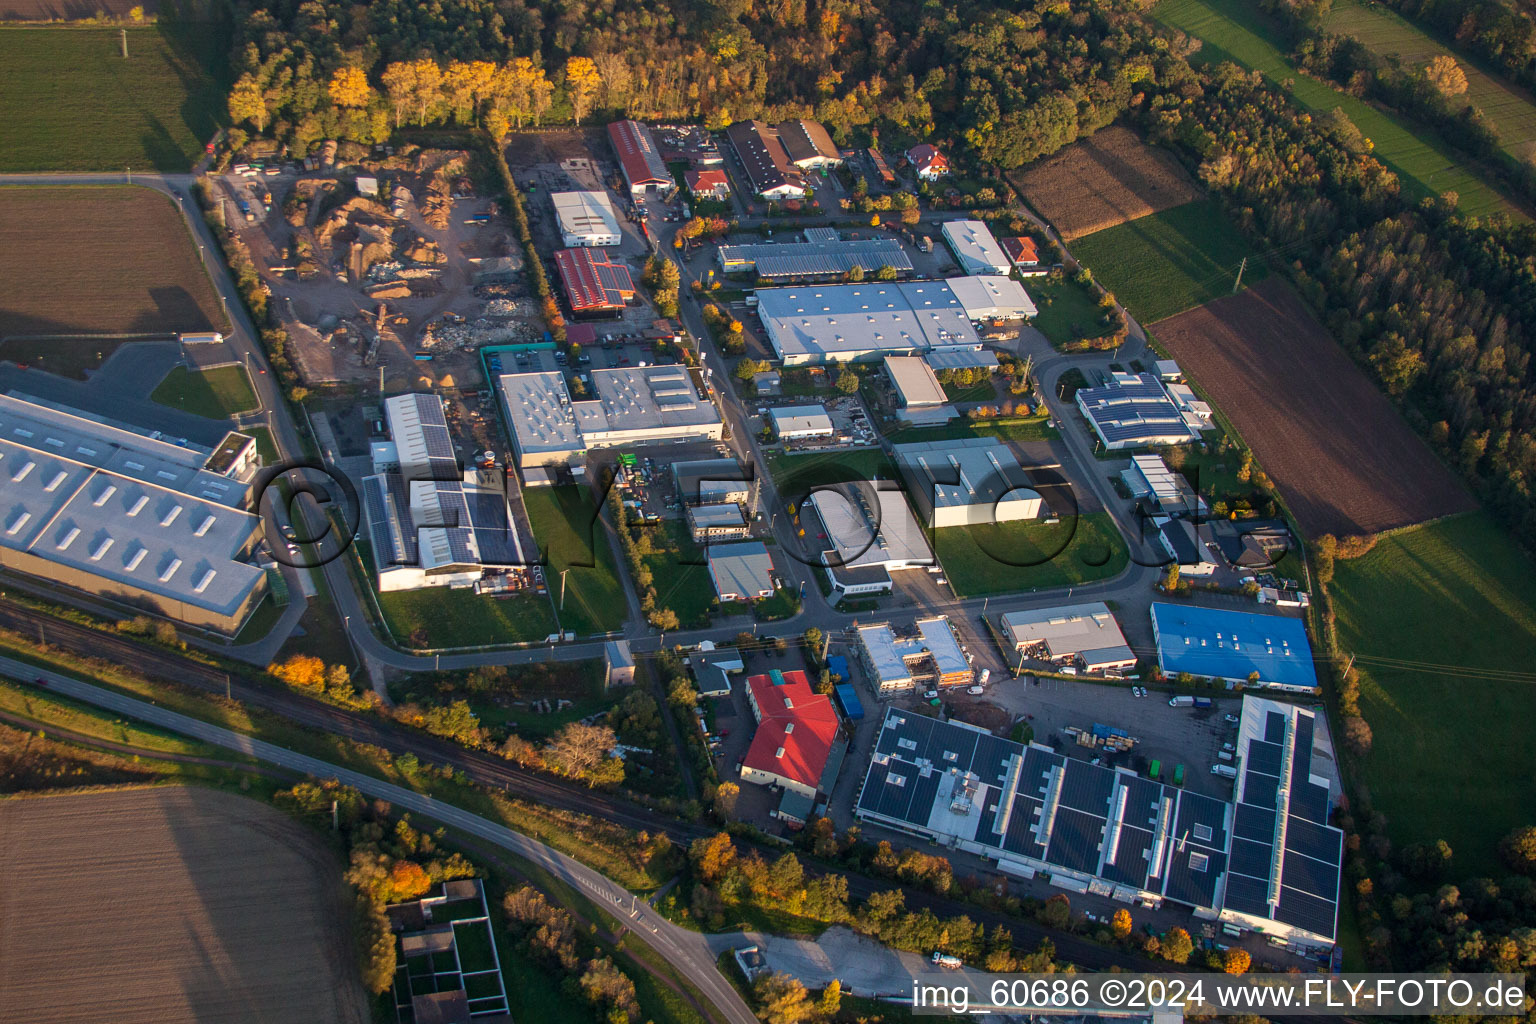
top-left (741, 670), bottom-right (843, 798)
top-left (1219, 698), bottom-right (1343, 949)
top-left (707, 540), bottom-right (776, 601)
top-left (673, 458), bottom-right (754, 506)
top-left (807, 486), bottom-right (933, 574)
top-left (551, 191), bottom-right (621, 247)
top-left (717, 238), bottom-right (912, 280)
top-left (894, 437), bottom-right (1042, 528)
top-left (498, 367), bottom-right (722, 471)
top-left (1151, 603), bottom-right (1318, 690)
top-left (1076, 372), bottom-right (1204, 451)
top-left (997, 602), bottom-right (1137, 673)
top-left (944, 275), bottom-right (1037, 320)
top-left (768, 405), bottom-right (834, 439)
top-left (607, 120), bottom-right (672, 198)
top-left (0, 392), bottom-right (265, 633)
top-left (854, 617), bottom-right (972, 693)
top-left (883, 356), bottom-right (947, 408)
top-left (686, 502), bottom-right (749, 541)
top-left (755, 281), bottom-right (982, 365)
top-left (1123, 454), bottom-right (1207, 518)
top-left (554, 248), bottom-right (635, 316)
top-left (725, 121), bottom-right (805, 199)
top-left (942, 220), bottom-right (1011, 275)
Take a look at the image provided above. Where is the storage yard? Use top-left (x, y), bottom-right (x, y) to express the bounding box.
top-left (0, 186), bottom-right (227, 376)
top-left (0, 787), bottom-right (368, 1024)
top-left (1015, 126), bottom-right (1203, 240)
top-left (1154, 278), bottom-right (1476, 536)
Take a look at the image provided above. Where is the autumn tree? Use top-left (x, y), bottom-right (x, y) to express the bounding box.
top-left (327, 67), bottom-right (372, 109)
top-left (1110, 908), bottom-right (1133, 939)
top-left (1223, 947), bottom-right (1251, 974)
top-left (1161, 926), bottom-right (1194, 964)
top-left (817, 978), bottom-right (843, 1018)
top-left (1424, 55), bottom-right (1469, 98)
top-left (228, 75), bottom-right (270, 133)
top-left (836, 369), bottom-right (859, 394)
top-left (713, 781), bottom-right (740, 819)
top-left (1500, 826), bottom-right (1536, 874)
top-left (543, 721), bottom-right (620, 784)
top-left (564, 56), bottom-right (602, 125)
top-left (690, 832), bottom-right (737, 882)
top-left (270, 653), bottom-right (326, 690)
top-left (754, 972), bottom-right (814, 1024)
top-left (650, 607), bottom-right (681, 631)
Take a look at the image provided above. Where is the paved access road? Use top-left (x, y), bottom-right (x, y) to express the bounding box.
top-left (0, 655), bottom-right (758, 1024)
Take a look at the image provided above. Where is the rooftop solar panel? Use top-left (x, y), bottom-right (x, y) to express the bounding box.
top-left (1247, 740), bottom-right (1285, 778)
top-left (1163, 842), bottom-right (1225, 909)
top-left (1275, 886), bottom-right (1338, 938)
top-left (1280, 845), bottom-right (1341, 898)
top-left (1286, 816), bottom-right (1343, 865)
top-left (1233, 803), bottom-right (1277, 843)
top-left (1102, 825), bottom-right (1154, 887)
top-left (1223, 872), bottom-right (1271, 916)
top-left (1263, 710), bottom-right (1287, 744)
top-left (1058, 760), bottom-right (1116, 813)
top-left (1229, 837), bottom-right (1274, 880)
top-left (1290, 781), bottom-right (1331, 824)
top-left (1003, 795), bottom-right (1047, 859)
top-left (1241, 771), bottom-right (1280, 811)
top-left (1046, 806), bottom-right (1106, 874)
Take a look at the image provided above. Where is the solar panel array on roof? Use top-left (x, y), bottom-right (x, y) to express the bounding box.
top-left (468, 492), bottom-right (520, 565)
top-left (1075, 373), bottom-right (1202, 449)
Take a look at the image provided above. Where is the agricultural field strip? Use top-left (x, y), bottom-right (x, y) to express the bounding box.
top-left (4, 658), bottom-right (759, 1024)
top-left (1015, 125), bottom-right (1203, 239)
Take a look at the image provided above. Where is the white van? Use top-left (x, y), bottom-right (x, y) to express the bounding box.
top-left (1211, 764), bottom-right (1237, 778)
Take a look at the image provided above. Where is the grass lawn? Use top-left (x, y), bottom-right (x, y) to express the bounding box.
top-left (1071, 199), bottom-right (1268, 325)
top-left (1322, 0), bottom-right (1536, 164)
top-left (753, 585), bottom-right (803, 621)
top-left (0, 24), bottom-right (226, 172)
top-left (461, 662), bottom-right (613, 740)
top-left (1030, 274), bottom-right (1120, 349)
top-left (766, 447), bottom-right (897, 491)
top-left (150, 365), bottom-right (258, 419)
top-left (942, 378), bottom-right (997, 403)
top-left (883, 414), bottom-right (1058, 446)
top-left (523, 485), bottom-right (628, 635)
top-left (1329, 512), bottom-right (1536, 875)
top-left (640, 520), bottom-right (716, 629)
top-left (935, 511), bottom-right (1130, 597)
top-left (1153, 0), bottom-right (1521, 221)
top-left (245, 425), bottom-right (279, 464)
top-left (377, 586), bottom-right (558, 649)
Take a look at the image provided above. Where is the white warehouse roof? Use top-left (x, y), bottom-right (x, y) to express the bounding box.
top-left (551, 191), bottom-right (621, 245)
top-left (942, 220), bottom-right (1011, 275)
top-left (768, 405), bottom-right (834, 437)
top-left (945, 275), bottom-right (1037, 320)
top-left (754, 280), bottom-right (982, 364)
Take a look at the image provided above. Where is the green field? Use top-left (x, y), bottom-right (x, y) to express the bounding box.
top-left (151, 365), bottom-right (258, 419)
top-left (765, 447), bottom-right (897, 490)
top-left (1070, 199), bottom-right (1267, 324)
top-left (245, 425), bottom-right (279, 464)
top-left (377, 587), bottom-right (558, 649)
top-left (1330, 512), bottom-right (1536, 875)
top-left (1322, 0), bottom-right (1536, 163)
top-left (1153, 0), bottom-right (1520, 221)
top-left (0, 24), bottom-right (226, 172)
top-left (641, 521), bottom-right (715, 628)
top-left (935, 511), bottom-right (1130, 597)
top-left (883, 414), bottom-right (1058, 446)
top-left (1029, 275), bottom-right (1120, 349)
top-left (523, 485), bottom-right (628, 635)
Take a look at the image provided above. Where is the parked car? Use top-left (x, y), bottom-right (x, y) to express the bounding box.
top-left (966, 685), bottom-right (984, 695)
top-left (922, 689), bottom-right (939, 699)
top-left (1224, 713), bottom-right (1240, 724)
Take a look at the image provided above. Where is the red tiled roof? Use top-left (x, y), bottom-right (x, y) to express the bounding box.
top-left (686, 169), bottom-right (730, 195)
top-left (554, 248), bottom-right (635, 313)
top-left (907, 144), bottom-right (948, 175)
top-left (608, 120), bottom-right (671, 189)
top-left (742, 672), bottom-right (839, 790)
top-left (1001, 236), bottom-right (1040, 265)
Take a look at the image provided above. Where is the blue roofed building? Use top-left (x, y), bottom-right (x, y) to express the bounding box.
top-left (1151, 603), bottom-right (1318, 691)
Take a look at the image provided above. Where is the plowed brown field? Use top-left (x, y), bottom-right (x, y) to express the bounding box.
top-left (1154, 278), bottom-right (1475, 537)
top-left (1016, 126), bottom-right (1202, 239)
top-left (0, 786), bottom-right (368, 1024)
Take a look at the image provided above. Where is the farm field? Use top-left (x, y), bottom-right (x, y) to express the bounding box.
top-left (1322, 0), bottom-right (1536, 163)
top-left (522, 485), bottom-right (628, 635)
top-left (0, 786), bottom-right (368, 1024)
top-left (1153, 278), bottom-right (1475, 537)
top-left (151, 364), bottom-right (258, 419)
top-left (1153, 0), bottom-right (1521, 220)
top-left (0, 24), bottom-right (223, 171)
top-left (1070, 199), bottom-right (1266, 324)
top-left (1016, 125), bottom-right (1203, 239)
top-left (1330, 512), bottom-right (1536, 875)
top-left (0, 0), bottom-right (154, 16)
top-left (934, 511), bottom-right (1129, 597)
top-left (0, 186), bottom-right (227, 376)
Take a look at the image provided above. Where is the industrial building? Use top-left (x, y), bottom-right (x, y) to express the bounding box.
top-left (673, 458), bottom-right (754, 506)
top-left (754, 280), bottom-right (982, 365)
top-left (686, 502), bottom-right (749, 541)
top-left (740, 670), bottom-right (844, 808)
top-left (607, 120), bottom-right (672, 198)
top-left (883, 356), bottom-right (947, 409)
top-left (1075, 372), bottom-right (1205, 451)
top-left (0, 392), bottom-right (265, 634)
top-left (363, 394), bottom-right (521, 592)
top-left (942, 220), bottom-right (1012, 275)
top-left (1123, 454), bottom-right (1206, 518)
top-left (725, 121), bottom-right (806, 199)
top-left (706, 540), bottom-right (776, 601)
top-left (1157, 518), bottom-right (1219, 576)
top-left (854, 617), bottom-right (972, 694)
top-left (551, 191), bottom-right (622, 247)
top-left (1218, 697), bottom-right (1343, 949)
top-left (944, 275), bottom-right (1037, 321)
top-left (1151, 603), bottom-right (1318, 691)
top-left (804, 486), bottom-right (934, 596)
top-left (554, 248), bottom-right (635, 316)
top-left (768, 405), bottom-right (834, 440)
top-left (893, 437), bottom-right (1043, 528)
top-left (855, 710), bottom-right (1230, 912)
top-left (498, 367), bottom-right (722, 471)
top-left (778, 119), bottom-right (842, 170)
top-left (997, 602), bottom-right (1137, 673)
top-left (717, 236), bottom-right (912, 280)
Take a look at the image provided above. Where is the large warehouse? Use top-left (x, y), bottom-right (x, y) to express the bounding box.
top-left (804, 486), bottom-right (934, 596)
top-left (754, 280), bottom-right (983, 365)
top-left (498, 367), bottom-right (722, 470)
top-left (1076, 372), bottom-right (1205, 451)
top-left (551, 191), bottom-right (622, 247)
top-left (944, 275), bottom-right (1037, 320)
top-left (717, 237), bottom-right (913, 280)
top-left (607, 120), bottom-right (672, 198)
top-left (768, 405), bottom-right (834, 440)
top-left (893, 437), bottom-right (1042, 528)
top-left (707, 540), bottom-right (776, 601)
top-left (854, 617), bottom-right (972, 694)
top-left (0, 392), bottom-right (265, 633)
top-left (997, 602), bottom-right (1137, 673)
top-left (362, 394), bottom-right (521, 592)
top-left (725, 120), bottom-right (806, 199)
top-left (942, 220), bottom-right (1012, 275)
top-left (554, 248), bottom-right (635, 316)
top-left (740, 671), bottom-right (843, 800)
top-left (673, 458), bottom-right (754, 506)
top-left (1150, 603), bottom-right (1318, 690)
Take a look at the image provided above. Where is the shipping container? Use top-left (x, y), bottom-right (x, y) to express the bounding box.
top-left (834, 683), bottom-right (864, 721)
top-left (1148, 759), bottom-right (1162, 780)
top-left (1173, 764), bottom-right (1185, 787)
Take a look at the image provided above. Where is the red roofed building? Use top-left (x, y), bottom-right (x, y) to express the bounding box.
top-left (554, 248), bottom-right (636, 317)
top-left (740, 671), bottom-right (843, 799)
top-left (686, 169), bottom-right (731, 201)
top-left (906, 143), bottom-right (950, 181)
top-left (608, 120), bottom-right (673, 198)
top-left (1001, 236), bottom-right (1041, 268)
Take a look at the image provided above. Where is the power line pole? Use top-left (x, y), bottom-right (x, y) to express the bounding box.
top-left (121, 28), bottom-right (128, 58)
top-left (1232, 256), bottom-right (1248, 294)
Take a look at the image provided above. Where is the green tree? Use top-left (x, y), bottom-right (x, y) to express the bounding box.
top-left (835, 369), bottom-right (859, 394)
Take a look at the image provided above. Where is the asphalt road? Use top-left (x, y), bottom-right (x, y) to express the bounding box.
top-left (0, 654), bottom-right (759, 1024)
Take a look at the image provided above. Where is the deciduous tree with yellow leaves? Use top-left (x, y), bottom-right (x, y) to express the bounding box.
top-left (564, 56), bottom-right (601, 125)
top-left (327, 66), bottom-right (372, 109)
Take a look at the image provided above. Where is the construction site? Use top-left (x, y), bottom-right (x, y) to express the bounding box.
top-left (218, 145), bottom-right (546, 388)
